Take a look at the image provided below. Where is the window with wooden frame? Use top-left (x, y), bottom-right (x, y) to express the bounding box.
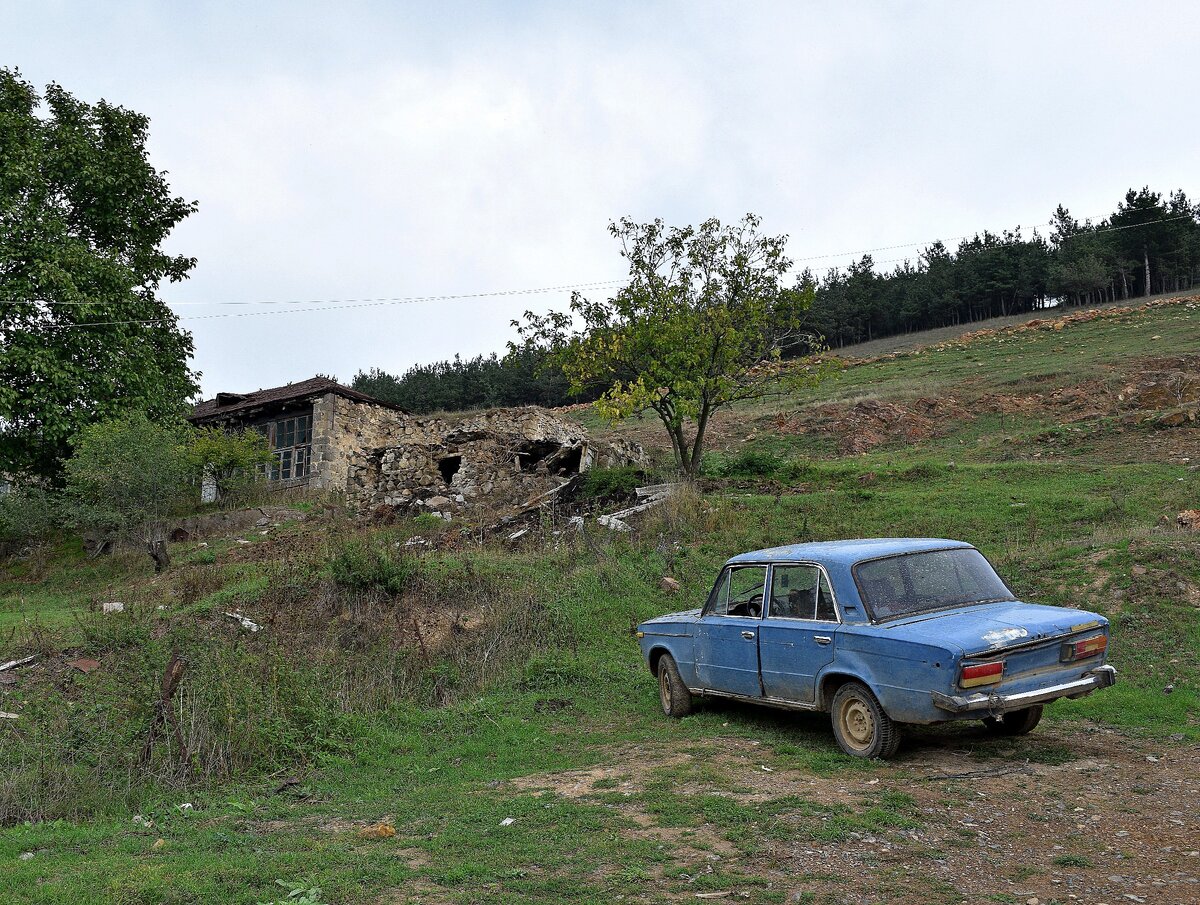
top-left (267, 413), bottom-right (313, 481)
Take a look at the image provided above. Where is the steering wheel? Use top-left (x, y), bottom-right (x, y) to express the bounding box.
top-left (746, 594), bottom-right (763, 618)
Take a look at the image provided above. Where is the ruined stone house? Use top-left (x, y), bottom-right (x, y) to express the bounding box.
top-left (189, 376), bottom-right (643, 517)
top-left (189, 376), bottom-right (410, 492)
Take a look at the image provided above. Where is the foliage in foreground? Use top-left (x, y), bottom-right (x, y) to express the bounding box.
top-left (0, 68), bottom-right (198, 481)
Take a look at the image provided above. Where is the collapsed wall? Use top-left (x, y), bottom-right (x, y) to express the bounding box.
top-left (345, 407), bottom-right (644, 519)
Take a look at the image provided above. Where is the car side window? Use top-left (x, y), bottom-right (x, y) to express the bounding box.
top-left (769, 564), bottom-right (819, 619)
top-left (704, 566), bottom-right (767, 618)
top-left (770, 565), bottom-right (839, 622)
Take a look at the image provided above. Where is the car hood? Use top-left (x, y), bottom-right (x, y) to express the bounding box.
top-left (877, 601), bottom-right (1106, 655)
top-left (639, 609), bottom-right (702, 630)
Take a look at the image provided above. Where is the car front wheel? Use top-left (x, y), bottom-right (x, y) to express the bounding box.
top-left (656, 653), bottom-right (694, 718)
top-left (982, 705), bottom-right (1043, 736)
top-left (830, 681), bottom-right (901, 759)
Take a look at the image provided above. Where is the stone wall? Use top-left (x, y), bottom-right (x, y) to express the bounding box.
top-left (344, 406), bottom-right (645, 519)
top-left (311, 393), bottom-right (413, 492)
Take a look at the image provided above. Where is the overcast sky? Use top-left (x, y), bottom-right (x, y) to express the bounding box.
top-left (4, 1), bottom-right (1199, 397)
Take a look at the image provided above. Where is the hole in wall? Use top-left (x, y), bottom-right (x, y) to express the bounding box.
top-left (438, 455), bottom-right (462, 484)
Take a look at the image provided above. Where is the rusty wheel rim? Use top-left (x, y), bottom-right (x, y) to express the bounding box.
top-left (838, 696), bottom-right (875, 752)
top-left (659, 666), bottom-right (672, 713)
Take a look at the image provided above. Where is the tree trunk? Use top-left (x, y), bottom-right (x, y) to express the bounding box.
top-left (148, 539), bottom-right (170, 573)
top-left (1144, 246), bottom-right (1151, 297)
top-left (686, 404), bottom-right (714, 477)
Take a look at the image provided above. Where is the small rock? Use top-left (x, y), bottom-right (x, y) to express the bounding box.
top-left (101, 601), bottom-right (125, 614)
top-left (18, 852), bottom-right (33, 861)
top-left (357, 822), bottom-right (396, 839)
top-left (255, 517), bottom-right (270, 528)
top-left (499, 817), bottom-right (515, 827)
top-left (426, 495), bottom-right (451, 509)
top-left (660, 577), bottom-right (681, 593)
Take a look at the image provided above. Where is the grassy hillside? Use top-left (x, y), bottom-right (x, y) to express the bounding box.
top-left (1, 297), bottom-right (1198, 904)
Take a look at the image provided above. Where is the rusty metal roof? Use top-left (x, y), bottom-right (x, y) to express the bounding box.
top-left (190, 376), bottom-right (405, 422)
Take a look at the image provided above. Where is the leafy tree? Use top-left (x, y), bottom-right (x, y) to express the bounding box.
top-left (63, 412), bottom-right (191, 571)
top-left (0, 69), bottom-right (198, 481)
top-left (184, 426), bottom-right (273, 506)
top-left (518, 214), bottom-right (829, 475)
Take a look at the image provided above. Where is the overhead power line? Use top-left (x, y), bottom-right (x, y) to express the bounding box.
top-left (8, 214), bottom-right (1195, 329)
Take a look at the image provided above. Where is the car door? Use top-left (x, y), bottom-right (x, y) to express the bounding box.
top-left (694, 564), bottom-right (767, 698)
top-left (758, 563), bottom-right (839, 703)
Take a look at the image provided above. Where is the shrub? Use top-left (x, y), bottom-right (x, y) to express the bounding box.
top-left (579, 466), bottom-right (644, 500)
top-left (184, 426), bottom-right (273, 507)
top-left (710, 450), bottom-right (786, 478)
top-left (0, 485), bottom-right (61, 544)
top-left (325, 540), bottom-right (419, 595)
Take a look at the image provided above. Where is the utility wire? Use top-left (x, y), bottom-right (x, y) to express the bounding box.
top-left (8, 214), bottom-right (1196, 328)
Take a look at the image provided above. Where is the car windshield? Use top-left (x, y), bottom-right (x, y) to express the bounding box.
top-left (854, 548), bottom-right (1015, 621)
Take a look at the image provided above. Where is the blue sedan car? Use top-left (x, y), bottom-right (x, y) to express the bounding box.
top-left (636, 539), bottom-right (1116, 758)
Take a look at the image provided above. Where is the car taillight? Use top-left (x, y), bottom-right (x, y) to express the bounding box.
top-left (960, 661), bottom-right (1004, 688)
top-left (1061, 634), bottom-right (1107, 662)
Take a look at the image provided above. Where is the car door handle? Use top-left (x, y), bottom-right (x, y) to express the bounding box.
top-left (741, 631), bottom-right (756, 640)
top-left (814, 635), bottom-right (832, 645)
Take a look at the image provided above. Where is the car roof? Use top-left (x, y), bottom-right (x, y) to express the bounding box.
top-left (725, 538), bottom-right (974, 568)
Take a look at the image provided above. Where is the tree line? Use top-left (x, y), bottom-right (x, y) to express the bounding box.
top-left (806, 186), bottom-right (1199, 347)
top-left (356, 186), bottom-right (1200, 408)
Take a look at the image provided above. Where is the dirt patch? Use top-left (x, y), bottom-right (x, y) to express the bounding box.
top-left (511, 728), bottom-right (1200, 904)
top-left (775, 396), bottom-right (973, 455)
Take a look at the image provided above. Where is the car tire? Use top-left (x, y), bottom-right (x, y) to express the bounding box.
top-left (830, 681), bottom-right (901, 759)
top-left (982, 705), bottom-right (1043, 736)
top-left (656, 653), bottom-right (694, 718)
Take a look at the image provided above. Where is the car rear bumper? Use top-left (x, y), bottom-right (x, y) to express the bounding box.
top-left (930, 664), bottom-right (1117, 714)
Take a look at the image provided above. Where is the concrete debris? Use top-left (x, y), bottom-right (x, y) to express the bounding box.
top-left (403, 536), bottom-right (430, 547)
top-left (567, 516), bottom-right (585, 531)
top-left (499, 817), bottom-right (516, 827)
top-left (596, 515), bottom-right (632, 532)
top-left (0, 712), bottom-right (18, 720)
top-left (101, 602), bottom-right (125, 614)
top-left (224, 612), bottom-right (261, 632)
top-left (507, 528), bottom-right (530, 543)
top-left (132, 815), bottom-right (154, 829)
top-left (0, 655), bottom-right (36, 673)
top-left (18, 852), bottom-right (34, 861)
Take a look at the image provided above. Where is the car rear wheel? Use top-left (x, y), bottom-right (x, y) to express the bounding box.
top-left (830, 681), bottom-right (901, 759)
top-left (656, 653), bottom-right (694, 718)
top-left (982, 705), bottom-right (1043, 736)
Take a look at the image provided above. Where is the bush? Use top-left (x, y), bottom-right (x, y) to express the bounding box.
top-left (710, 450), bottom-right (786, 478)
top-left (325, 540), bottom-right (419, 595)
top-left (0, 486), bottom-right (61, 545)
top-left (579, 466), bottom-right (644, 500)
top-left (184, 426), bottom-right (273, 506)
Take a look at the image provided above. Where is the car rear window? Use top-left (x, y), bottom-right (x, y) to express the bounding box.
top-left (854, 548), bottom-right (1015, 621)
